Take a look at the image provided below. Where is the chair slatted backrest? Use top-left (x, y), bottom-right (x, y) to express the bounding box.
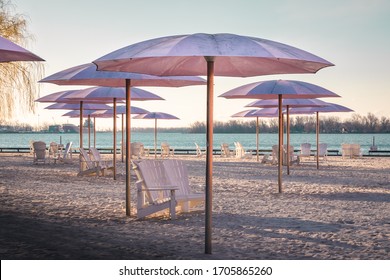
top-left (63, 142), bottom-right (72, 159)
top-left (133, 160), bottom-right (171, 203)
top-left (79, 148), bottom-right (95, 169)
top-left (318, 143), bottom-right (328, 156)
top-left (300, 143), bottom-right (311, 157)
top-left (163, 159), bottom-right (190, 197)
top-left (342, 143), bottom-right (352, 158)
top-left (33, 141), bottom-right (47, 163)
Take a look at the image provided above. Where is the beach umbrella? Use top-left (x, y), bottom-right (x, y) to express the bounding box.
top-left (290, 103), bottom-right (354, 169)
top-left (246, 98), bottom-right (329, 174)
top-left (93, 32), bottom-right (334, 254)
top-left (231, 109), bottom-right (279, 162)
top-left (0, 35), bottom-right (44, 62)
top-left (40, 62), bottom-right (206, 217)
top-left (220, 80), bottom-right (339, 194)
top-left (133, 112), bottom-right (179, 158)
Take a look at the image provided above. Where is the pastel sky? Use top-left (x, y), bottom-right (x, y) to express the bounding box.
top-left (11, 0), bottom-right (390, 129)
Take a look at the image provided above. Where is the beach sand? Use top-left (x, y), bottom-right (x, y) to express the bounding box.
top-left (0, 153), bottom-right (389, 260)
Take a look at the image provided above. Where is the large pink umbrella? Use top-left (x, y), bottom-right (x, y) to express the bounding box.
top-left (40, 62), bottom-right (206, 217)
top-left (0, 35), bottom-right (44, 62)
top-left (93, 33), bottom-right (334, 254)
top-left (220, 80), bottom-right (339, 193)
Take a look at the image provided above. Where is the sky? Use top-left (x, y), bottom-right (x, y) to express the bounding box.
top-left (10, 0), bottom-right (390, 129)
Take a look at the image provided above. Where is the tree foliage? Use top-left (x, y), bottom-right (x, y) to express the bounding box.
top-left (188, 113), bottom-right (390, 134)
top-left (0, 0), bottom-right (44, 122)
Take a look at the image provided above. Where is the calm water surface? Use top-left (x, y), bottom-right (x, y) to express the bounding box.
top-left (1, 132), bottom-right (389, 153)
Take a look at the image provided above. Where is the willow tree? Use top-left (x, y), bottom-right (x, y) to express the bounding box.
top-left (0, 0), bottom-right (44, 122)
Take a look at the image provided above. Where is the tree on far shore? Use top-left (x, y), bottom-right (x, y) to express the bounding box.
top-left (0, 0), bottom-right (44, 123)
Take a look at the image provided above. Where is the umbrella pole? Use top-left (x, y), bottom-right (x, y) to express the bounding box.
top-left (79, 101), bottom-right (83, 172)
top-left (316, 111), bottom-right (319, 169)
top-left (94, 117), bottom-right (96, 148)
top-left (278, 95), bottom-right (283, 193)
top-left (286, 105), bottom-right (290, 175)
top-left (205, 56), bottom-right (214, 254)
top-left (113, 98), bottom-right (117, 180)
top-left (125, 79), bottom-right (132, 217)
top-left (154, 118), bottom-right (157, 159)
top-left (88, 115), bottom-right (91, 150)
top-left (256, 117), bottom-right (259, 162)
top-left (121, 114), bottom-right (124, 163)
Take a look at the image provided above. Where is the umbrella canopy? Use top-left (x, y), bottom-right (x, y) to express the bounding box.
top-left (220, 80), bottom-right (340, 193)
top-left (62, 86), bottom-right (163, 102)
top-left (93, 32), bottom-right (334, 254)
top-left (290, 103), bottom-right (353, 114)
top-left (94, 33), bottom-right (334, 76)
top-left (133, 112), bottom-right (179, 158)
top-left (40, 62), bottom-right (206, 87)
top-left (246, 98), bottom-right (330, 108)
top-left (62, 109), bottom-right (106, 117)
top-left (220, 80), bottom-right (340, 100)
top-left (103, 105), bottom-right (149, 115)
top-left (45, 103), bottom-right (112, 110)
top-left (0, 35), bottom-right (44, 62)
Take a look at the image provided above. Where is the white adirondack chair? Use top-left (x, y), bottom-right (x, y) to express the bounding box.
top-left (132, 160), bottom-right (177, 219)
top-left (299, 143), bottom-right (312, 161)
top-left (220, 143), bottom-right (231, 157)
top-left (163, 159), bottom-right (204, 212)
top-left (89, 147), bottom-right (114, 176)
top-left (32, 141), bottom-right (47, 164)
top-left (341, 144), bottom-right (352, 159)
top-left (78, 148), bottom-right (101, 176)
top-left (351, 144), bottom-right (363, 158)
top-left (317, 143), bottom-right (328, 161)
top-left (161, 142), bottom-right (174, 157)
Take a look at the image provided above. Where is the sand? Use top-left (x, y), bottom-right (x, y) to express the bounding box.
top-left (0, 153), bottom-right (389, 260)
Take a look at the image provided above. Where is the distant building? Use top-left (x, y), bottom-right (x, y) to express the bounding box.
top-left (48, 125), bottom-right (64, 133)
top-left (62, 124), bottom-right (79, 133)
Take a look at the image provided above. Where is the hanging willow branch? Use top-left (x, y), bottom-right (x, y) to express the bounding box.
top-left (0, 0), bottom-right (44, 122)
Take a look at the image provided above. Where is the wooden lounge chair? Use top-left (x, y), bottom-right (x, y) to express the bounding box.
top-left (161, 142), bottom-right (174, 158)
top-left (234, 142), bottom-right (252, 159)
top-left (32, 141), bottom-right (47, 164)
top-left (48, 142), bottom-right (60, 164)
top-left (351, 144), bottom-right (363, 158)
top-left (195, 143), bottom-right (204, 157)
top-left (317, 143), bottom-right (328, 161)
top-left (132, 160), bottom-right (177, 219)
top-left (283, 144), bottom-right (300, 165)
top-left (299, 143), bottom-right (312, 161)
top-left (261, 145), bottom-right (278, 164)
top-left (163, 159), bottom-right (204, 212)
top-left (78, 148), bottom-right (101, 176)
top-left (220, 143), bottom-right (231, 157)
top-left (59, 142), bottom-right (73, 163)
top-left (341, 144), bottom-right (352, 159)
top-left (89, 147), bottom-right (114, 176)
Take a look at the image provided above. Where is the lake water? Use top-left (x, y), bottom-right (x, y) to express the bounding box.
top-left (1, 132), bottom-right (389, 153)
